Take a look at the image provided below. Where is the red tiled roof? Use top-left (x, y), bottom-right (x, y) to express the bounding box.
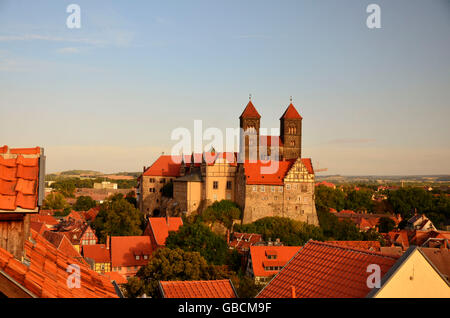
top-left (160, 279), bottom-right (237, 298)
top-left (250, 246), bottom-right (301, 277)
top-left (0, 146), bottom-right (42, 211)
top-left (240, 101), bottom-right (261, 119)
top-left (315, 181), bottom-right (336, 189)
top-left (42, 230), bottom-right (88, 266)
top-left (30, 221), bottom-right (47, 235)
top-left (243, 160), bottom-right (295, 185)
top-left (280, 103), bottom-right (302, 120)
top-left (30, 214), bottom-right (59, 226)
top-left (143, 155), bottom-right (182, 177)
top-left (110, 236), bottom-right (153, 268)
top-left (66, 210), bottom-right (85, 222)
top-left (103, 271), bottom-right (127, 285)
top-left (84, 206), bottom-right (100, 221)
top-left (83, 244), bottom-right (111, 264)
top-left (148, 217), bottom-right (183, 246)
top-left (229, 232), bottom-right (263, 252)
top-left (0, 229), bottom-right (118, 298)
top-left (326, 241), bottom-right (381, 252)
top-left (257, 240), bottom-right (399, 298)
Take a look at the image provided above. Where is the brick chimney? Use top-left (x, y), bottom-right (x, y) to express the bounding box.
top-left (106, 235), bottom-right (110, 250)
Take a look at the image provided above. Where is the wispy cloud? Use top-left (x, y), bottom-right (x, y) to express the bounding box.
top-left (56, 47), bottom-right (81, 54)
top-left (233, 35), bottom-right (272, 39)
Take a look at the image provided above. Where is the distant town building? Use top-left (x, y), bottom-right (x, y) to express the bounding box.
top-left (94, 181), bottom-right (118, 190)
top-left (110, 236), bottom-right (153, 278)
top-left (406, 214), bottom-right (437, 231)
top-left (246, 245), bottom-right (301, 285)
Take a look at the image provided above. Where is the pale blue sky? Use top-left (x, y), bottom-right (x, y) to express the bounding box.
top-left (0, 0), bottom-right (449, 175)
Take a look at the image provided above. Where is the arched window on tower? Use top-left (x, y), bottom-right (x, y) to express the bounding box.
top-left (290, 140), bottom-right (295, 147)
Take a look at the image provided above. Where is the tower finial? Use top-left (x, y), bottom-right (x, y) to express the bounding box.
top-left (290, 96), bottom-right (293, 103)
top-left (249, 93), bottom-right (252, 101)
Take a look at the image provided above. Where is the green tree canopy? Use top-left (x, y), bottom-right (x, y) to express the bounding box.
top-left (42, 192), bottom-right (68, 210)
top-left (378, 216), bottom-right (396, 233)
top-left (124, 248), bottom-right (228, 298)
top-left (315, 185), bottom-right (346, 211)
top-left (201, 200), bottom-right (242, 230)
top-left (234, 216), bottom-right (325, 246)
top-left (344, 189), bottom-right (374, 212)
top-left (165, 221), bottom-right (230, 265)
top-left (73, 195), bottom-right (97, 211)
top-left (91, 194), bottom-right (142, 243)
top-left (161, 181), bottom-right (173, 198)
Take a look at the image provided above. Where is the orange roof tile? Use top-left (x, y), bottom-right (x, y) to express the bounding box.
top-left (143, 155), bottom-right (182, 177)
top-left (240, 101), bottom-right (261, 119)
top-left (30, 214), bottom-right (59, 226)
top-left (250, 246), bottom-right (301, 277)
top-left (257, 240), bottom-right (399, 298)
top-left (83, 244), bottom-right (111, 264)
top-left (0, 229), bottom-right (118, 298)
top-left (103, 271), bottom-right (127, 285)
top-left (110, 236), bottom-right (153, 268)
top-left (148, 217), bottom-right (183, 246)
top-left (280, 103), bottom-right (302, 120)
top-left (326, 241), bottom-right (381, 252)
top-left (0, 146), bottom-right (42, 211)
top-left (160, 279), bottom-right (237, 298)
top-left (243, 160), bottom-right (295, 185)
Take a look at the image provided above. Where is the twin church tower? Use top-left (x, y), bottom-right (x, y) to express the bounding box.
top-left (239, 98), bottom-right (303, 162)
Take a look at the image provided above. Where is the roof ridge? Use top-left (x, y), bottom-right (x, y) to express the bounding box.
top-left (310, 240), bottom-right (400, 259)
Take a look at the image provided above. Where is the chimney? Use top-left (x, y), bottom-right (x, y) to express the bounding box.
top-left (291, 286), bottom-right (296, 298)
top-left (106, 235), bottom-right (110, 250)
top-left (226, 229), bottom-right (230, 244)
top-left (166, 211), bottom-right (169, 227)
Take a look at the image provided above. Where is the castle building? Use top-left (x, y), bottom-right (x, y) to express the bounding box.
top-left (138, 100), bottom-right (318, 225)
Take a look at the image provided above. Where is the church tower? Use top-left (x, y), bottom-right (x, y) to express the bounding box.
top-left (280, 101), bottom-right (302, 160)
top-left (239, 99), bottom-right (261, 162)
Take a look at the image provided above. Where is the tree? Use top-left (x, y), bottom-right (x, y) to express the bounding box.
top-left (345, 189), bottom-right (374, 212)
top-left (201, 200), bottom-right (242, 230)
top-left (234, 217), bottom-right (325, 246)
top-left (51, 179), bottom-right (76, 198)
top-left (165, 221), bottom-right (229, 265)
top-left (232, 275), bottom-right (262, 298)
top-left (124, 248), bottom-right (228, 298)
top-left (125, 191), bottom-right (137, 208)
top-left (315, 185), bottom-right (346, 211)
top-left (42, 192), bottom-right (68, 210)
top-left (378, 217), bottom-right (396, 233)
top-left (91, 194), bottom-right (142, 243)
top-left (73, 196), bottom-right (96, 211)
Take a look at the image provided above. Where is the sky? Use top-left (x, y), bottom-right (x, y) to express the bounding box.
top-left (0, 0), bottom-right (449, 175)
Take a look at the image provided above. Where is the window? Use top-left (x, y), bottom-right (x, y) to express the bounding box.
top-left (226, 181), bottom-right (232, 190)
top-left (301, 185), bottom-right (308, 192)
top-left (143, 255), bottom-right (148, 260)
top-left (160, 178), bottom-right (166, 184)
top-left (298, 196), bottom-right (302, 202)
top-left (286, 184), bottom-right (291, 190)
top-left (252, 186), bottom-right (257, 192)
top-left (260, 186), bottom-right (265, 192)
top-left (135, 255), bottom-right (140, 260)
top-left (213, 181), bottom-right (218, 189)
top-left (149, 178), bottom-right (155, 183)
top-left (278, 187), bottom-right (283, 192)
top-left (271, 186), bottom-right (275, 192)
top-left (274, 196), bottom-right (277, 201)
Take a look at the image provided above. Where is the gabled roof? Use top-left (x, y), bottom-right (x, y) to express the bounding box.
top-left (240, 101), bottom-right (261, 119)
top-left (280, 103), bottom-right (302, 120)
top-left (110, 236), bottom-right (153, 268)
top-left (0, 229), bottom-right (118, 298)
top-left (148, 217), bottom-right (183, 246)
top-left (419, 247), bottom-right (450, 282)
top-left (83, 244), bottom-right (111, 264)
top-left (250, 246), bottom-right (301, 277)
top-left (0, 145), bottom-right (42, 211)
top-left (143, 155), bottom-right (182, 177)
top-left (257, 240), bottom-right (399, 298)
top-left (42, 230), bottom-right (88, 266)
top-left (243, 160), bottom-right (296, 185)
top-left (159, 279), bottom-right (237, 298)
top-left (229, 232), bottom-right (263, 252)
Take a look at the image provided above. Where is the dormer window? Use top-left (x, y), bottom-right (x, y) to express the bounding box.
top-left (135, 255), bottom-right (140, 260)
top-left (143, 255), bottom-right (148, 260)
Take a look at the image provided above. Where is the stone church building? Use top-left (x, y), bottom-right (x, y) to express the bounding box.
top-left (138, 100), bottom-right (318, 225)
